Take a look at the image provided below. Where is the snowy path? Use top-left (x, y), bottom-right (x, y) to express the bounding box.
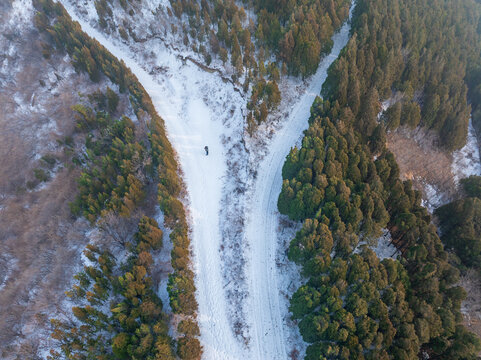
top-left (245, 5), bottom-right (355, 359)
top-left (57, 2), bottom-right (248, 359)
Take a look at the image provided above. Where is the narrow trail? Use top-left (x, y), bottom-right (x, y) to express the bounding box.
top-left (244, 3), bottom-right (355, 359)
top-left (58, 2), bottom-right (247, 359)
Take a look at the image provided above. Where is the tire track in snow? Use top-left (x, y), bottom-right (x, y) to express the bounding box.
top-left (245, 4), bottom-right (355, 359)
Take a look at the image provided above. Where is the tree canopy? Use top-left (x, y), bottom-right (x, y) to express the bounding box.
top-left (279, 98), bottom-right (481, 358)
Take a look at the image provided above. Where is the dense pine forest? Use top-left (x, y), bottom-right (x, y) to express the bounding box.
top-left (279, 103), bottom-right (481, 359)
top-left (436, 177), bottom-right (481, 269)
top-left (279, 0), bottom-right (481, 358)
top-left (11, 0), bottom-right (481, 358)
top-left (322, 0), bottom-right (481, 150)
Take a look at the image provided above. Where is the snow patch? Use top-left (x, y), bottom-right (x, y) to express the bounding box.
top-left (419, 180), bottom-right (449, 213)
top-left (153, 209), bottom-right (174, 317)
top-left (0, 256), bottom-right (18, 292)
top-left (354, 229), bottom-right (399, 260)
top-left (9, 0), bottom-right (34, 26)
top-left (452, 118), bottom-right (481, 184)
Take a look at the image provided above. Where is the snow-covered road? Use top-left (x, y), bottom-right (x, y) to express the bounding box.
top-left (57, 2), bottom-right (249, 358)
top-left (245, 4), bottom-right (355, 359)
top-left (57, 0), bottom-right (354, 358)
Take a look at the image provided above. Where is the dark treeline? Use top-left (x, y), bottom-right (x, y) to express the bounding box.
top-left (170, 0), bottom-right (350, 76)
top-left (435, 176), bottom-right (481, 270)
top-left (251, 0), bottom-right (351, 76)
top-left (69, 103), bottom-right (147, 223)
top-left (322, 0), bottom-right (481, 150)
top-left (466, 45), bottom-right (481, 134)
top-left (278, 0), bottom-right (481, 358)
top-left (33, 0), bottom-right (201, 358)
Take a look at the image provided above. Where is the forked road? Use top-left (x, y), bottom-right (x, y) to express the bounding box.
top-left (245, 4), bottom-right (355, 359)
top-left (58, 0), bottom-right (354, 358)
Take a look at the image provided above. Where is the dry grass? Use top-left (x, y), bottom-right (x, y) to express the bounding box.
top-left (459, 270), bottom-right (481, 344)
top-left (387, 126), bottom-right (459, 205)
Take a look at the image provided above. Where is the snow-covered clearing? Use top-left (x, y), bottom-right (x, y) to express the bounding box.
top-left (452, 118), bottom-right (481, 184)
top-left (385, 114), bottom-right (481, 212)
top-left (421, 117), bottom-right (481, 211)
top-left (354, 229), bottom-right (399, 261)
top-left (244, 3), bottom-right (355, 358)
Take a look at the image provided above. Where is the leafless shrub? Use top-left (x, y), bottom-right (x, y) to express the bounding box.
top-left (98, 211), bottom-right (140, 247)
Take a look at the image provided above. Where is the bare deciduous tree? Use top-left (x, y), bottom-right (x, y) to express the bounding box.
top-left (98, 211), bottom-right (140, 247)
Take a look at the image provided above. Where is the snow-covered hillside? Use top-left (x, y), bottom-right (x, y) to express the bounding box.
top-left (0, 1), bottom-right (132, 355)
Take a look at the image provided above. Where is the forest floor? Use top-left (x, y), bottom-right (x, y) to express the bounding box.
top-left (0, 1), bottom-right (97, 356)
top-left (388, 119), bottom-right (481, 211)
top-left (459, 269), bottom-right (481, 341)
top-left (387, 126), bottom-right (458, 212)
top-left (0, 2), bottom-right (96, 356)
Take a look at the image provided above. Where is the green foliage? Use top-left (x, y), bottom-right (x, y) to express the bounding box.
top-left (321, 0), bottom-right (481, 150)
top-left (461, 175), bottom-right (481, 198)
top-left (400, 102), bottom-right (421, 129)
top-left (88, 87), bottom-right (120, 113)
top-left (436, 197), bottom-right (481, 268)
top-left (279, 95), bottom-right (480, 358)
top-left (279, 113), bottom-right (388, 239)
top-left (382, 102), bottom-right (401, 130)
top-left (254, 0), bottom-right (351, 76)
top-left (69, 106), bottom-right (146, 223)
top-left (41, 154), bottom-right (57, 168)
top-left (50, 218), bottom-right (177, 360)
top-left (34, 168), bottom-right (50, 182)
top-left (247, 77), bottom-right (281, 124)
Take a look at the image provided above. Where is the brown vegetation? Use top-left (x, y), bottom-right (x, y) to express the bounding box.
top-left (387, 126), bottom-right (458, 207)
top-left (459, 270), bottom-right (481, 341)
